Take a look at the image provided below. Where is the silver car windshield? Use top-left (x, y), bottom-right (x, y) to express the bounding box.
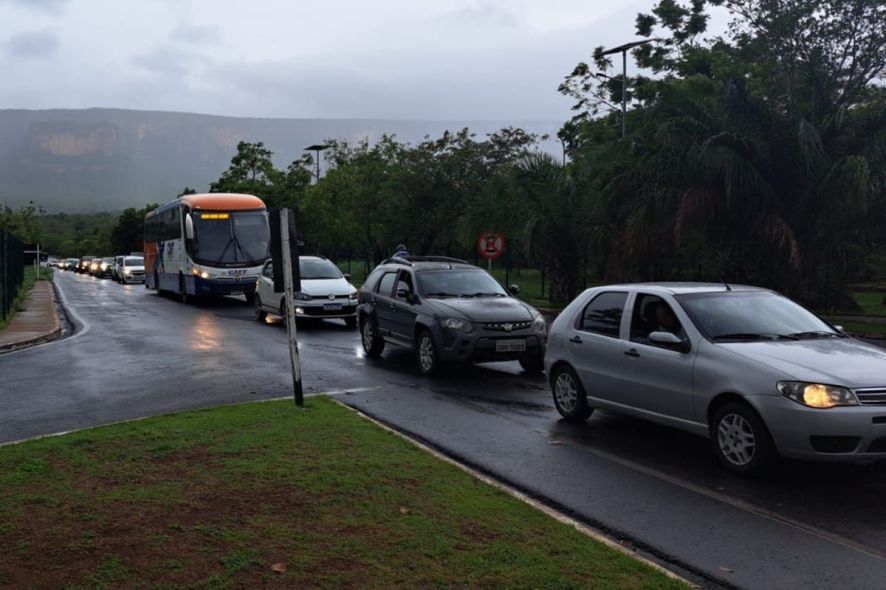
top-left (124, 257), bottom-right (143, 265)
top-left (418, 270), bottom-right (507, 298)
top-left (677, 291), bottom-right (839, 341)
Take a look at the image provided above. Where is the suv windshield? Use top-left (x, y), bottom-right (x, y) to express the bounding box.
top-left (192, 210), bottom-right (269, 267)
top-left (677, 291), bottom-right (838, 341)
top-left (124, 257), bottom-right (143, 266)
top-left (300, 259), bottom-right (342, 280)
top-left (417, 270), bottom-right (507, 298)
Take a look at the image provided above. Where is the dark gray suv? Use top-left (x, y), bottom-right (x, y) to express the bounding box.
top-left (357, 256), bottom-right (547, 375)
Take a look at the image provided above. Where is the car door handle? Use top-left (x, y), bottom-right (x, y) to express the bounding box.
top-left (623, 349), bottom-right (640, 358)
top-left (569, 336), bottom-right (583, 344)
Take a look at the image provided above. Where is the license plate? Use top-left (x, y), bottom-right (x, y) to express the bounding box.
top-left (323, 303), bottom-right (342, 311)
top-left (496, 339), bottom-right (526, 352)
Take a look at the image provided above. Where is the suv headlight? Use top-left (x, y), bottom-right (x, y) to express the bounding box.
top-left (777, 381), bottom-right (858, 409)
top-left (295, 292), bottom-right (312, 301)
top-left (441, 318), bottom-right (472, 333)
top-left (532, 315), bottom-right (546, 332)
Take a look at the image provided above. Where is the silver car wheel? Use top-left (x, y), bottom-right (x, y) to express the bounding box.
top-left (717, 413), bottom-right (756, 466)
top-left (554, 372), bottom-right (578, 413)
top-left (418, 335), bottom-right (434, 372)
top-left (362, 321), bottom-right (374, 351)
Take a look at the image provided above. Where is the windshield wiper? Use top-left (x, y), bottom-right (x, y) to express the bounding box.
top-left (713, 332), bottom-right (799, 341)
top-left (787, 330), bottom-right (844, 339)
top-left (426, 292), bottom-right (458, 298)
top-left (465, 292), bottom-right (507, 298)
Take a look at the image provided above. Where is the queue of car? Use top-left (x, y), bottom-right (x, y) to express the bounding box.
top-left (60, 254), bottom-right (145, 283)
top-left (57, 247), bottom-right (886, 475)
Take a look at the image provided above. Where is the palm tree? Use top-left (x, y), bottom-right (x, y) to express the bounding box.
top-left (512, 153), bottom-right (594, 305)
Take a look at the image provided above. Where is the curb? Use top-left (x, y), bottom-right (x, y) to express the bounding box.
top-left (0, 279), bottom-right (62, 354)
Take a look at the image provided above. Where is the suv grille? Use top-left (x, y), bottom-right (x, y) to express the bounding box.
top-left (483, 321), bottom-right (532, 332)
top-left (855, 388), bottom-right (886, 405)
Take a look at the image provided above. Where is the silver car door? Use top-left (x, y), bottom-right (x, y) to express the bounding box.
top-left (620, 292), bottom-right (696, 420)
top-left (567, 291), bottom-right (630, 403)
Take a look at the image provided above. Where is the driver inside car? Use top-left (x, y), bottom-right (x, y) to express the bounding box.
top-left (655, 301), bottom-right (686, 340)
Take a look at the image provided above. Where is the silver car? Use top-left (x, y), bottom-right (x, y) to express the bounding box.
top-left (545, 282), bottom-right (886, 474)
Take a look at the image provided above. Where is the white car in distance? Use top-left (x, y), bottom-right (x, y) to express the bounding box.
top-left (255, 256), bottom-right (358, 327)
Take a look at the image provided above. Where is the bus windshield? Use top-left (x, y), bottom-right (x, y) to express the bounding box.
top-left (192, 210), bottom-right (269, 266)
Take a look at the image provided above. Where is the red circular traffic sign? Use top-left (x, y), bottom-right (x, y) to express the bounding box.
top-left (477, 232), bottom-right (506, 260)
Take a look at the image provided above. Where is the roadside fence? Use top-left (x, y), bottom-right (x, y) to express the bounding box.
top-left (0, 230), bottom-right (24, 323)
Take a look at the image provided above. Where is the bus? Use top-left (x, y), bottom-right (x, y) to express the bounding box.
top-left (144, 193), bottom-right (270, 302)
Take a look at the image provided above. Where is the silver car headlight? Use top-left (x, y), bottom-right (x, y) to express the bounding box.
top-left (532, 314), bottom-right (546, 332)
top-left (441, 317), bottom-right (472, 333)
top-left (777, 381), bottom-right (858, 409)
top-left (349, 291), bottom-right (358, 301)
top-left (295, 292), bottom-right (311, 301)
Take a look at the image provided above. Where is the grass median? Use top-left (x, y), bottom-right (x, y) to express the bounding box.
top-left (0, 397), bottom-right (685, 589)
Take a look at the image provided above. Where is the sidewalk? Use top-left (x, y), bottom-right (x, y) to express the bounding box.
top-left (0, 280), bottom-right (60, 352)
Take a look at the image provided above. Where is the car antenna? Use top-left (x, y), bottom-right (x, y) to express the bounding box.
top-left (719, 277), bottom-right (732, 291)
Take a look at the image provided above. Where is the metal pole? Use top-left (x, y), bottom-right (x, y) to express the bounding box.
top-left (487, 257), bottom-right (492, 273)
top-left (280, 209), bottom-right (304, 406)
top-left (622, 50), bottom-right (627, 140)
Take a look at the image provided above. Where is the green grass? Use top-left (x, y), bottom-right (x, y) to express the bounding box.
top-left (852, 291), bottom-right (886, 317)
top-left (0, 266), bottom-right (52, 330)
top-left (0, 398), bottom-right (684, 589)
top-left (824, 318), bottom-right (886, 336)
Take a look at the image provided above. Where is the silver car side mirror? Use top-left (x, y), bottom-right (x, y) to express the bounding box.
top-left (649, 331), bottom-right (684, 346)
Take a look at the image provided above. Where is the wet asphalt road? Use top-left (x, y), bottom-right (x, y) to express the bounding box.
top-left (2, 271), bottom-right (886, 589)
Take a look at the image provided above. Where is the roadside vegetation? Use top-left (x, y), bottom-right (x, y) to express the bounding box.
top-left (0, 397), bottom-right (684, 589)
top-left (2, 0), bottom-right (884, 315)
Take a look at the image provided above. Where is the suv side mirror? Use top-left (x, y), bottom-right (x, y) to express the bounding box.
top-left (344, 273), bottom-right (352, 281)
top-left (508, 284), bottom-right (521, 296)
top-left (397, 288), bottom-right (416, 303)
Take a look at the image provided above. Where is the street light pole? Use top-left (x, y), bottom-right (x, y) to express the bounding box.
top-left (598, 39), bottom-right (656, 140)
top-left (304, 144), bottom-right (331, 184)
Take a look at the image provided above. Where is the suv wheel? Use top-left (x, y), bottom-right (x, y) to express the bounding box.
top-left (550, 365), bottom-right (592, 422)
top-left (254, 294), bottom-right (267, 322)
top-left (361, 317), bottom-right (384, 357)
top-left (711, 402), bottom-right (777, 476)
top-left (416, 330), bottom-right (439, 376)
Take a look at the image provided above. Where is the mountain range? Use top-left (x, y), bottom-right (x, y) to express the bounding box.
top-left (0, 108), bottom-right (560, 213)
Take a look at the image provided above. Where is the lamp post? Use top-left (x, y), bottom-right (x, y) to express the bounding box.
top-left (598, 39), bottom-right (655, 139)
top-left (304, 144), bottom-right (331, 183)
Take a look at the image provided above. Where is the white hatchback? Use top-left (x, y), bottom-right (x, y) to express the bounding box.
top-left (254, 256), bottom-right (358, 327)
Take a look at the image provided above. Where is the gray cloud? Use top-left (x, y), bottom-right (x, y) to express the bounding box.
top-left (130, 47), bottom-right (205, 76)
top-left (6, 29), bottom-right (59, 59)
top-left (170, 22), bottom-right (220, 45)
top-left (0, 0), bottom-right (67, 15)
top-left (441, 2), bottom-right (520, 29)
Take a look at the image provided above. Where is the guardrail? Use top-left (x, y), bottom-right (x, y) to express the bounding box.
top-left (0, 230), bottom-right (24, 323)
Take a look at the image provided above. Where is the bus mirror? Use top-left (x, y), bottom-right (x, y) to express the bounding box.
top-left (185, 213), bottom-right (194, 240)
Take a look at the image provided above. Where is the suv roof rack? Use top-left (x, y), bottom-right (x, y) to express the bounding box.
top-left (380, 255), bottom-right (470, 270)
top-left (380, 256), bottom-right (413, 266)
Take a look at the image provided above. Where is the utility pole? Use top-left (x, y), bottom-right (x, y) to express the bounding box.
top-left (280, 209), bottom-right (303, 405)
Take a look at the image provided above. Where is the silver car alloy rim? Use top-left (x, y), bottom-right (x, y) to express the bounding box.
top-left (419, 336), bottom-right (434, 372)
top-left (554, 372), bottom-right (578, 413)
top-left (717, 413), bottom-right (756, 466)
top-left (362, 322), bottom-right (374, 351)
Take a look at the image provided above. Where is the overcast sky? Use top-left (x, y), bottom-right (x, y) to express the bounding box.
top-left (0, 0), bottom-right (728, 121)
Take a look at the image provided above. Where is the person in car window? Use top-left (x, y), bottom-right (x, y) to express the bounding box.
top-left (393, 243), bottom-right (409, 258)
top-left (655, 302), bottom-right (686, 339)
